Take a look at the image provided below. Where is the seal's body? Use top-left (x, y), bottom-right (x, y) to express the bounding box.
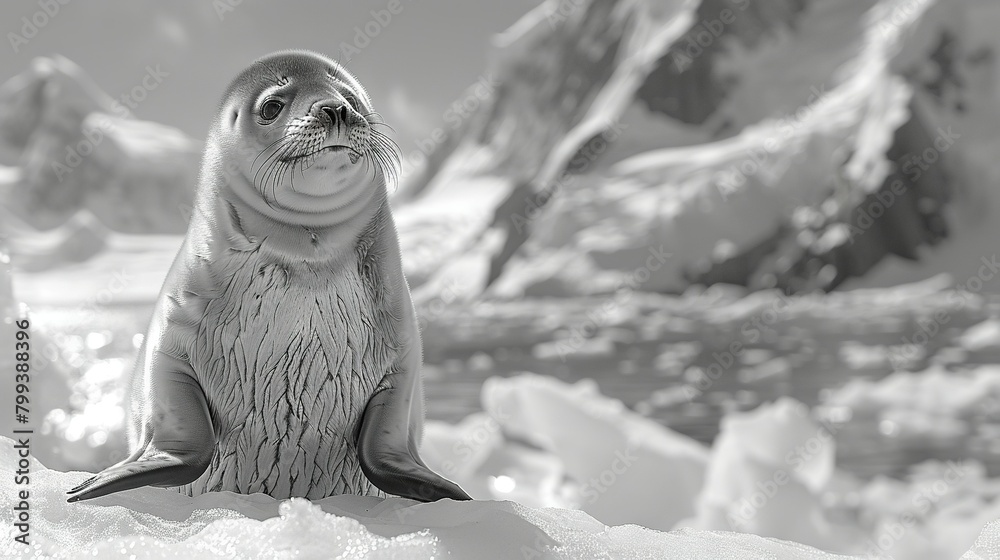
top-left (67, 51), bottom-right (469, 503)
top-left (173, 212), bottom-right (391, 499)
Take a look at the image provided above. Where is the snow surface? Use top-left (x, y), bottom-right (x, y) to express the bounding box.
top-left (4, 372), bottom-right (1000, 559)
top-left (0, 436), bottom-right (924, 560)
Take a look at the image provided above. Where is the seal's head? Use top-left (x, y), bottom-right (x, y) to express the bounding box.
top-left (208, 50), bottom-right (399, 226)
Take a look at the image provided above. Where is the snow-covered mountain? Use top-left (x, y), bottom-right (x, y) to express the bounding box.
top-left (398, 0), bottom-right (1000, 298)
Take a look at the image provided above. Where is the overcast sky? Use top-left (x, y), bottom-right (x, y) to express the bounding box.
top-left (0, 0), bottom-right (540, 151)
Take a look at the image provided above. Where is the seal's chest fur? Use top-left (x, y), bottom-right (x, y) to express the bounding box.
top-left (183, 245), bottom-right (395, 499)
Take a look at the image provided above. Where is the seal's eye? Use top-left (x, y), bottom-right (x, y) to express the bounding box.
top-left (259, 99), bottom-right (284, 122)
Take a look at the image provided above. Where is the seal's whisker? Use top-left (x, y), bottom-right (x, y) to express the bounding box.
top-left (256, 152), bottom-right (287, 199)
top-left (372, 150), bottom-right (387, 183)
top-left (369, 130), bottom-right (401, 186)
top-left (290, 146), bottom-right (315, 193)
top-left (251, 136), bottom-right (292, 190)
top-left (271, 148), bottom-right (293, 197)
top-left (362, 149), bottom-right (376, 181)
top-left (251, 136), bottom-right (288, 170)
top-left (253, 136), bottom-right (293, 175)
top-left (269, 144), bottom-right (301, 203)
top-left (374, 149), bottom-right (396, 187)
top-left (257, 161), bottom-right (283, 207)
top-left (368, 122), bottom-right (396, 134)
top-left (254, 142), bottom-right (285, 192)
top-left (367, 145), bottom-right (385, 181)
top-left (258, 140), bottom-right (298, 206)
top-left (362, 112), bottom-right (394, 131)
top-left (370, 128), bottom-right (401, 158)
top-left (371, 149), bottom-right (391, 186)
top-left (284, 158), bottom-right (298, 195)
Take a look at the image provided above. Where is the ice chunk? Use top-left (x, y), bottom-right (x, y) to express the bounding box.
top-left (823, 366), bottom-right (1000, 439)
top-left (960, 320), bottom-right (1000, 353)
top-left (679, 398), bottom-right (863, 554)
top-left (480, 373), bottom-right (709, 530)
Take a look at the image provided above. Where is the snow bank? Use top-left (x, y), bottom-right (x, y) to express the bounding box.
top-left (0, 435), bottom-right (867, 560)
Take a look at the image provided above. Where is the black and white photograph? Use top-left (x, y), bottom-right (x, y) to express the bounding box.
top-left (1, 0), bottom-right (999, 558)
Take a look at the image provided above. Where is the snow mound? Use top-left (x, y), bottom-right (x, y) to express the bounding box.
top-left (964, 520), bottom-right (1000, 559)
top-left (0, 435), bottom-right (905, 560)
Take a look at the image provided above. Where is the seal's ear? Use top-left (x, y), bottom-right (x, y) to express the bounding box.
top-left (230, 110), bottom-right (238, 126)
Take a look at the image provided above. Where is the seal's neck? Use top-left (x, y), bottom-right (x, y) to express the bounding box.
top-left (194, 172), bottom-right (388, 265)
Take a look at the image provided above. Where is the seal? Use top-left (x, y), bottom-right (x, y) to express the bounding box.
top-left (66, 50), bottom-right (470, 503)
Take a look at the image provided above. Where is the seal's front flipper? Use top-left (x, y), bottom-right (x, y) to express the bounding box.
top-left (67, 447), bottom-right (205, 502)
top-left (67, 371), bottom-right (215, 503)
top-left (357, 378), bottom-right (471, 502)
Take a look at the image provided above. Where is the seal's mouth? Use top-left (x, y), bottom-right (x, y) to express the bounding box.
top-left (250, 107), bottom-right (400, 209)
top-left (280, 145), bottom-right (362, 164)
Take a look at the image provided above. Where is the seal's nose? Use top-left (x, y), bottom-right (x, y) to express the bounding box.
top-left (321, 104), bottom-right (350, 126)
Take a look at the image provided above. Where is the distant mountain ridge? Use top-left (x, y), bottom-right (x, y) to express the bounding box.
top-left (398, 0), bottom-right (1000, 298)
top-left (2, 0), bottom-right (998, 296)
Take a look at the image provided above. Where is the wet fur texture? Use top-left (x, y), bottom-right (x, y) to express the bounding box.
top-left (170, 209), bottom-right (396, 498)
